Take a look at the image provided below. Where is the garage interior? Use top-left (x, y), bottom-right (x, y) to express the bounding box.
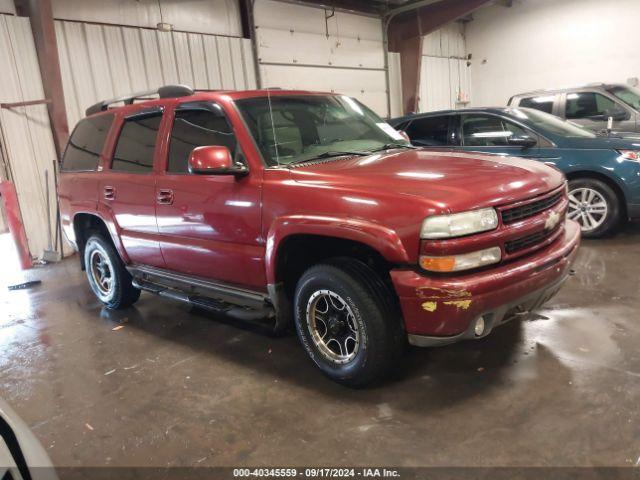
top-left (1, 0), bottom-right (640, 475)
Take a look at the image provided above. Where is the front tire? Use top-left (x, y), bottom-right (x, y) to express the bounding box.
top-left (567, 178), bottom-right (620, 238)
top-left (84, 234), bottom-right (140, 309)
top-left (293, 259), bottom-right (403, 387)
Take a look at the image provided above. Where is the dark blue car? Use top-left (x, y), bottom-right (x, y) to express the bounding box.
top-left (390, 107), bottom-right (640, 238)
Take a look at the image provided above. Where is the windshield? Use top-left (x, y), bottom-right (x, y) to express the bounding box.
top-left (235, 95), bottom-right (409, 166)
top-left (506, 107), bottom-right (596, 138)
top-left (607, 85), bottom-right (640, 110)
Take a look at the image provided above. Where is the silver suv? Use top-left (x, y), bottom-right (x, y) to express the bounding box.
top-left (508, 83), bottom-right (640, 133)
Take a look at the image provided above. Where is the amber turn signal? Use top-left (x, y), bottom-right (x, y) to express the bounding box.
top-left (420, 247), bottom-right (502, 273)
top-left (419, 256), bottom-right (457, 272)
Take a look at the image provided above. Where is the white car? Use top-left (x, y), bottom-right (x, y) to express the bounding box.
top-left (0, 398), bottom-right (57, 480)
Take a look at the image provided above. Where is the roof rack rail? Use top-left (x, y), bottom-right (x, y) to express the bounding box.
top-left (85, 84), bottom-right (194, 116)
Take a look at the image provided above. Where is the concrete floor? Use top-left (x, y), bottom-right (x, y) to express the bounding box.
top-left (1, 226), bottom-right (639, 468)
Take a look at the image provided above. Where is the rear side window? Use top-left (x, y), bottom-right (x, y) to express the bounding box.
top-left (518, 95), bottom-right (555, 114)
top-left (461, 114), bottom-right (528, 147)
top-left (62, 114), bottom-right (114, 171)
top-left (565, 92), bottom-right (618, 119)
top-left (111, 113), bottom-right (162, 173)
top-left (168, 105), bottom-right (236, 173)
top-left (405, 116), bottom-right (450, 146)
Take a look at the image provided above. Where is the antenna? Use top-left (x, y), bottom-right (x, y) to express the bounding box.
top-left (266, 87), bottom-right (281, 166)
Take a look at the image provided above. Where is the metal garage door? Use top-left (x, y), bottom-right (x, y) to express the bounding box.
top-left (419, 23), bottom-right (471, 112)
top-left (253, 0), bottom-right (400, 118)
top-left (0, 13), bottom-right (62, 262)
top-left (54, 20), bottom-right (258, 129)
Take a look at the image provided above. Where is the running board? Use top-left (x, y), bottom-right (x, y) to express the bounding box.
top-left (131, 277), bottom-right (275, 325)
top-left (127, 265), bottom-right (289, 332)
top-left (128, 265), bottom-right (269, 309)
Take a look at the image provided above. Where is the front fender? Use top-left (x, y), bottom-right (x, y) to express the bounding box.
top-left (265, 214), bottom-right (409, 284)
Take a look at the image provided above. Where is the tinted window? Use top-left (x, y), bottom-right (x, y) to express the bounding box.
top-left (461, 114), bottom-right (528, 146)
top-left (565, 92), bottom-right (618, 119)
top-left (62, 114), bottom-right (114, 171)
top-left (392, 120), bottom-right (411, 131)
top-left (111, 113), bottom-right (162, 173)
top-left (406, 116), bottom-right (450, 146)
top-left (168, 106), bottom-right (236, 173)
top-left (518, 95), bottom-right (555, 114)
top-left (505, 108), bottom-right (595, 138)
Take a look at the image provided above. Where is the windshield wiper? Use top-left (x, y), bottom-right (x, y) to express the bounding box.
top-left (290, 150), bottom-right (370, 165)
top-left (370, 143), bottom-right (418, 152)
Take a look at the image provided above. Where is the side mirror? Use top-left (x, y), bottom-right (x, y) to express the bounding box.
top-left (609, 109), bottom-right (630, 121)
top-left (592, 109), bottom-right (629, 122)
top-left (188, 146), bottom-right (247, 176)
top-left (507, 135), bottom-right (537, 149)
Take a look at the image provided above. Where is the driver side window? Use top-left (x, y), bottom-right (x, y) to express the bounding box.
top-left (461, 114), bottom-right (528, 147)
top-left (565, 92), bottom-right (618, 120)
top-left (167, 104), bottom-right (237, 173)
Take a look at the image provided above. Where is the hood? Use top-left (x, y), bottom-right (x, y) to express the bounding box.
top-left (289, 149), bottom-right (564, 213)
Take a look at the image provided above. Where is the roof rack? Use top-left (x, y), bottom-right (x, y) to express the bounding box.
top-left (85, 84), bottom-right (194, 116)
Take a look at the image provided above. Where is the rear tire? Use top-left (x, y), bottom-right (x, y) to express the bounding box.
top-left (567, 178), bottom-right (620, 238)
top-left (84, 234), bottom-right (140, 309)
top-left (293, 259), bottom-right (404, 387)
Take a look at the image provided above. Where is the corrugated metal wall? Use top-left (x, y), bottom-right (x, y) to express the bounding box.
top-left (419, 23), bottom-right (471, 112)
top-left (253, 0), bottom-right (392, 117)
top-left (0, 14), bottom-right (64, 260)
top-left (52, 0), bottom-right (242, 37)
top-left (0, 208), bottom-right (6, 234)
top-left (55, 20), bottom-right (257, 128)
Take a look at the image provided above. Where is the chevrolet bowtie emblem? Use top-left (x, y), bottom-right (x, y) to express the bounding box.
top-left (545, 211), bottom-right (561, 230)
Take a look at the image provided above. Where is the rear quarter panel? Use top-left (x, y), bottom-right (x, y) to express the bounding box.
top-left (58, 171), bottom-right (100, 249)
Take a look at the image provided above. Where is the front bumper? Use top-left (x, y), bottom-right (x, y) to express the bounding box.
top-left (628, 203), bottom-right (640, 220)
top-left (391, 219), bottom-right (580, 345)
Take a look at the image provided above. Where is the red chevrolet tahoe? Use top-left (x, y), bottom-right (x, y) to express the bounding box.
top-left (58, 85), bottom-right (580, 386)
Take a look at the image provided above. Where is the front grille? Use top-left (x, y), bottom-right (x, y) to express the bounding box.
top-left (501, 191), bottom-right (563, 224)
top-left (504, 226), bottom-right (558, 254)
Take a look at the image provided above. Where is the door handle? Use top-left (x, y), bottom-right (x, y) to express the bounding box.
top-left (157, 189), bottom-right (174, 205)
top-left (104, 186), bottom-right (115, 200)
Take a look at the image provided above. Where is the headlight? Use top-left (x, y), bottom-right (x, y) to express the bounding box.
top-left (419, 246), bottom-right (502, 272)
top-left (617, 150), bottom-right (640, 161)
top-left (421, 208), bottom-right (498, 239)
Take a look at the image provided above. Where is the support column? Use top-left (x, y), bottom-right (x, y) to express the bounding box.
top-left (15, 0), bottom-right (69, 158)
top-left (387, 0), bottom-right (492, 115)
top-left (398, 36), bottom-right (423, 115)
